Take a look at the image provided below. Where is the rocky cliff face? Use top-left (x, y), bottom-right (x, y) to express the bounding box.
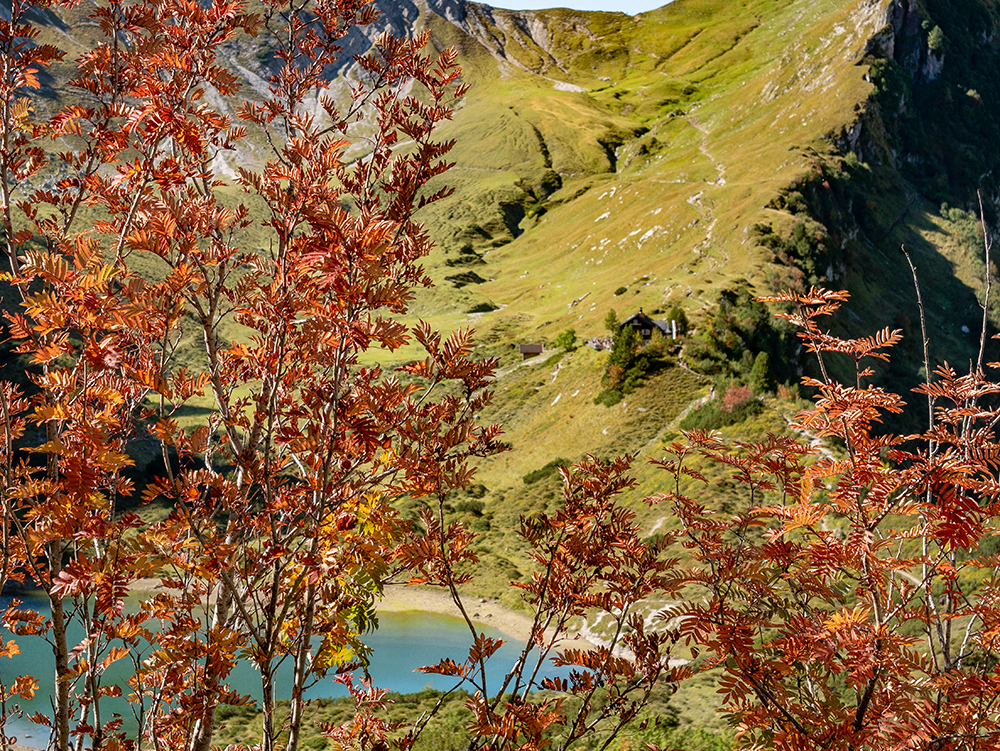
top-left (245, 0), bottom-right (619, 84)
top-left (839, 0), bottom-right (1000, 190)
top-left (888, 0), bottom-right (925, 77)
top-left (436, 1), bottom-right (612, 79)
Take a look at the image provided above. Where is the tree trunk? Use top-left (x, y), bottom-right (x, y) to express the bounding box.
top-left (261, 664), bottom-right (276, 751)
top-left (286, 579), bottom-right (317, 751)
top-left (187, 580), bottom-right (233, 751)
top-left (48, 541), bottom-right (70, 751)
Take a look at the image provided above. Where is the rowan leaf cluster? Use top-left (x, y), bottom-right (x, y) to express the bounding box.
top-left (656, 285), bottom-right (1000, 750)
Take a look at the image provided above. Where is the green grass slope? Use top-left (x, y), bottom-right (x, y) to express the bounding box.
top-left (19, 0), bottom-right (996, 355)
top-left (410, 0), bottom-right (997, 380)
top-left (415, 0), bottom-right (897, 333)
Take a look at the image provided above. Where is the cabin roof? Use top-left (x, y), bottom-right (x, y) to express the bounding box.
top-left (620, 308), bottom-right (670, 333)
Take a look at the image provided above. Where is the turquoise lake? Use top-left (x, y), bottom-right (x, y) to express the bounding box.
top-left (0, 591), bottom-right (565, 748)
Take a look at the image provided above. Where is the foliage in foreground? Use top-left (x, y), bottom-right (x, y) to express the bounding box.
top-left (0, 0), bottom-right (499, 748)
top-left (657, 286), bottom-right (1000, 749)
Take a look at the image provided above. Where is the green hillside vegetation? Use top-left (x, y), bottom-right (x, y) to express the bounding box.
top-left (411, 0), bottom-right (999, 373)
top-left (20, 0), bottom-right (1000, 352)
top-left (417, 0), bottom-right (879, 322)
top-left (11, 0), bottom-right (1000, 743)
top-left (212, 684), bottom-right (734, 750)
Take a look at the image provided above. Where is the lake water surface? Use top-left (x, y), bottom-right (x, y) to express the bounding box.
top-left (0, 592), bottom-right (561, 748)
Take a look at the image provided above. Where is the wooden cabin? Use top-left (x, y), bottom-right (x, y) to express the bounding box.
top-left (619, 309), bottom-right (672, 344)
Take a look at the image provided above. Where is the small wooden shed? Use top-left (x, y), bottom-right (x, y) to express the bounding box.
top-left (518, 343), bottom-right (544, 360)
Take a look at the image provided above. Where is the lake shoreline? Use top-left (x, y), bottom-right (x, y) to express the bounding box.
top-left (0, 583), bottom-right (594, 750)
top-left (127, 578), bottom-right (596, 649)
top-left (378, 585), bottom-right (596, 650)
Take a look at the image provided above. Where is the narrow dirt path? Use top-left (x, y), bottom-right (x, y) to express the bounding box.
top-left (687, 115), bottom-right (727, 187)
top-left (494, 348), bottom-right (560, 379)
top-left (683, 116), bottom-right (730, 272)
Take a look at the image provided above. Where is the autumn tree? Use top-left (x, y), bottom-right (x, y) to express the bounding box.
top-left (12, 0), bottom-right (1000, 747)
top-left (0, 0), bottom-right (506, 749)
top-left (657, 285), bottom-right (1000, 750)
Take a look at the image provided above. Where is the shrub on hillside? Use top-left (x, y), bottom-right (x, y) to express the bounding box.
top-left (680, 385), bottom-right (763, 431)
top-left (523, 458), bottom-right (572, 485)
top-left (604, 324), bottom-right (642, 389)
top-left (928, 24), bottom-right (947, 52)
top-left (593, 388), bottom-right (624, 407)
top-left (754, 220), bottom-right (831, 291)
top-left (597, 310), bottom-right (676, 406)
top-left (554, 328), bottom-right (577, 351)
top-left (685, 283), bottom-right (796, 384)
top-left (721, 384), bottom-right (754, 413)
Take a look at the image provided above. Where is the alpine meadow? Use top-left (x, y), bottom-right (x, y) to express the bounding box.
top-left (6, 0), bottom-right (1000, 749)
